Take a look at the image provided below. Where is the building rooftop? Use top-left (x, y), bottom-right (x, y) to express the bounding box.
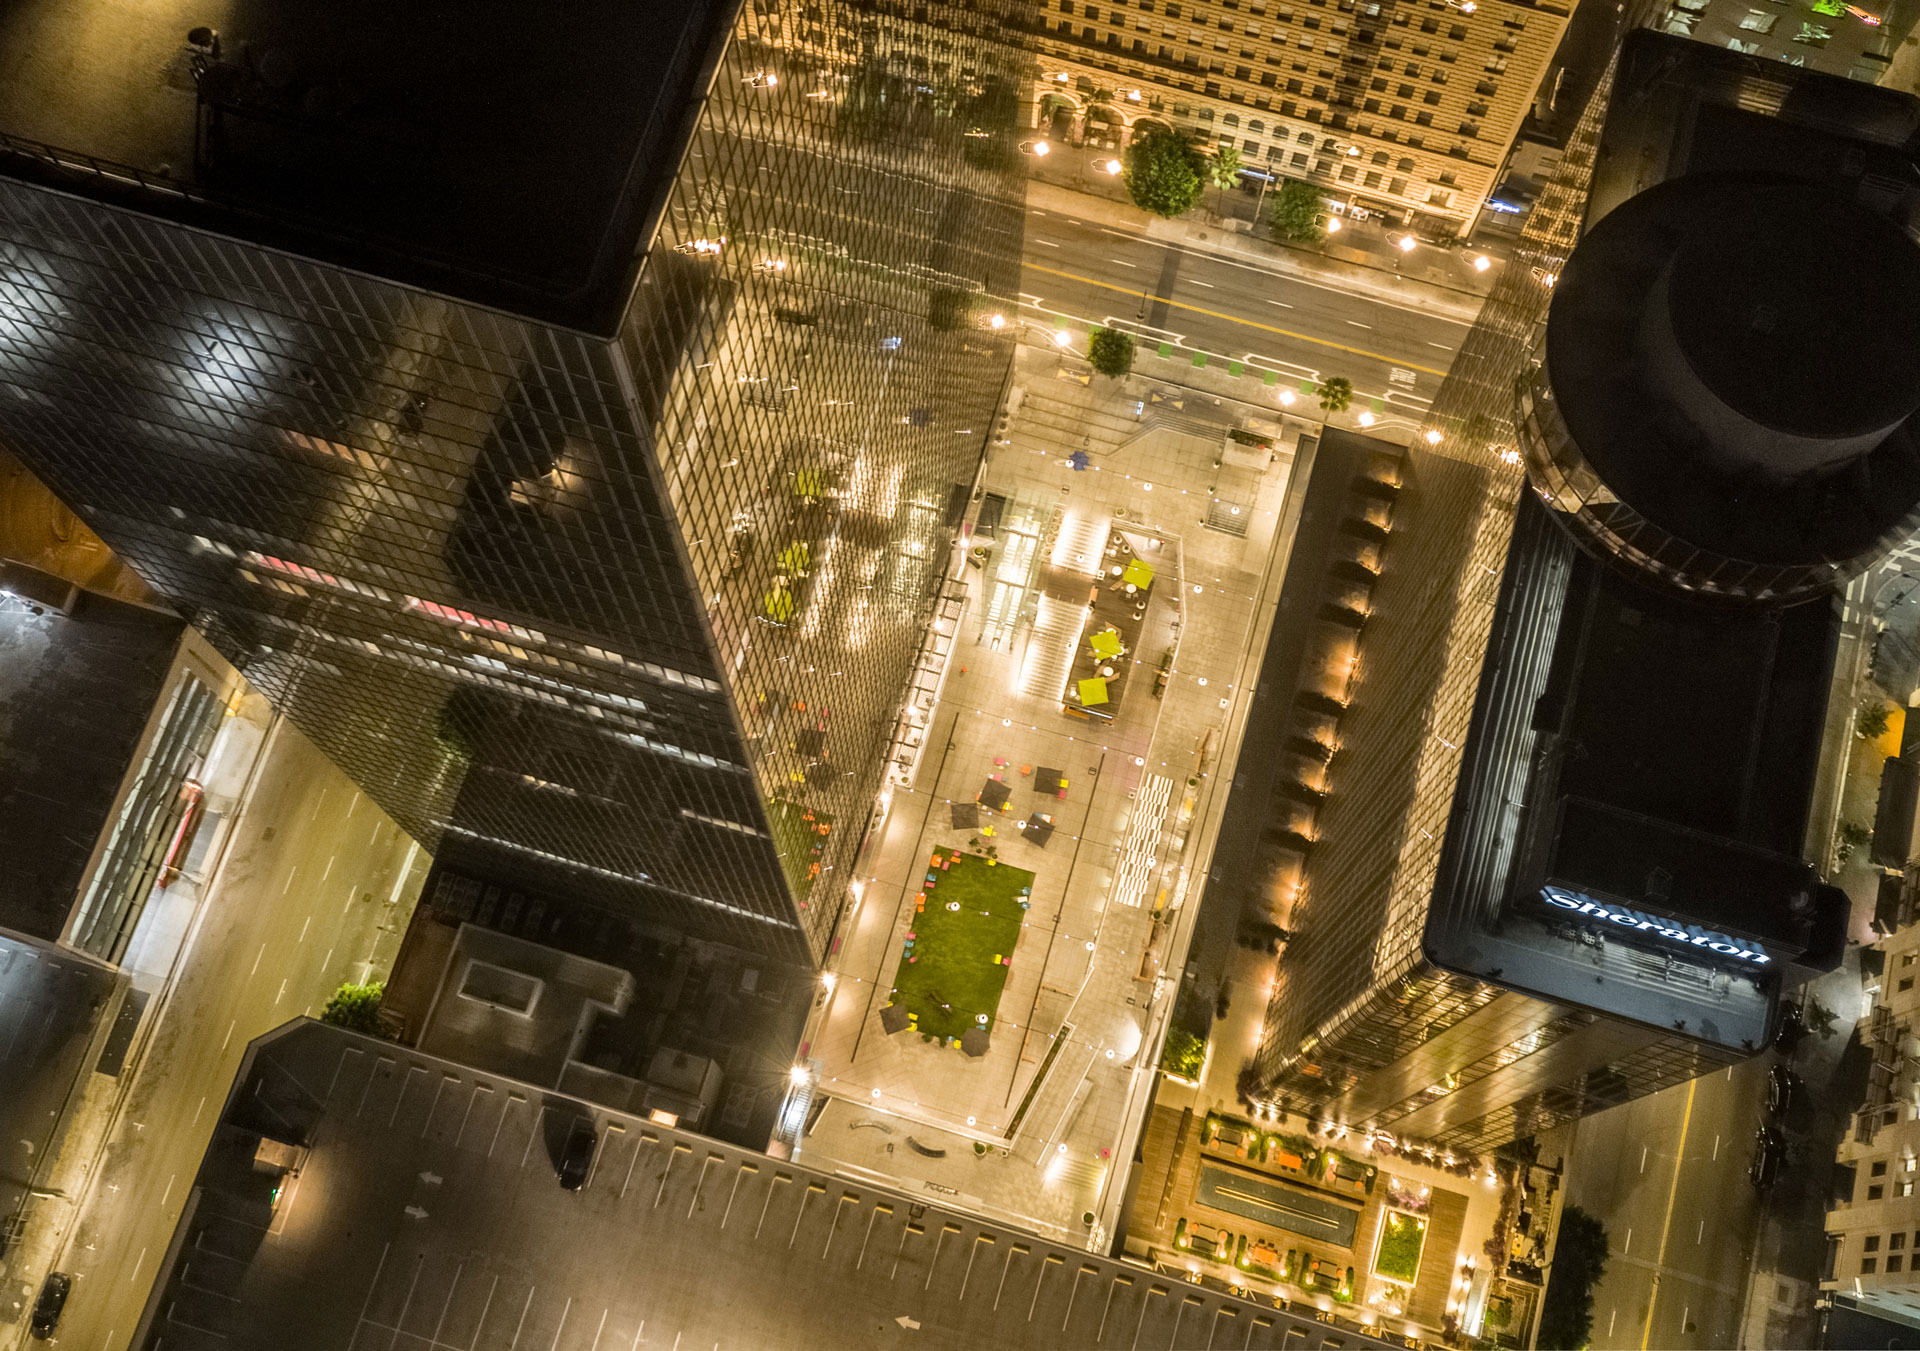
top-left (0, 0), bottom-right (724, 330)
top-left (134, 1019), bottom-right (1386, 1350)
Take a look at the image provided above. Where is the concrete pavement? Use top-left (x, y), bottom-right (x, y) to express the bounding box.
top-left (10, 716), bottom-right (428, 1351)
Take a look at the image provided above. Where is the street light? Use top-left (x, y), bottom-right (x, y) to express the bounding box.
top-left (1424, 428), bottom-right (1444, 445)
top-left (988, 313), bottom-right (1007, 329)
top-left (1279, 389), bottom-right (1297, 406)
top-left (1021, 139), bottom-right (1052, 157)
top-left (1326, 217), bottom-right (1342, 233)
top-left (1053, 329), bottom-right (1073, 348)
top-left (1396, 235), bottom-right (1417, 253)
top-left (1471, 254), bottom-right (1492, 272)
top-left (1358, 411), bottom-right (1378, 427)
top-left (1102, 158), bottom-right (1123, 175)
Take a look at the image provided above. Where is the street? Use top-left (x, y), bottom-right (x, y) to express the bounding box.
top-left (21, 718), bottom-right (428, 1351)
top-left (1019, 202), bottom-right (1475, 429)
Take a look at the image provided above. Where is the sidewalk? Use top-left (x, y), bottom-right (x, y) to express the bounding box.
top-left (1024, 171), bottom-right (1499, 325)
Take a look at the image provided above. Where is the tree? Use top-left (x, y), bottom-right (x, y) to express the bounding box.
top-left (322, 981), bottom-right (391, 1037)
top-left (1159, 1025), bottom-right (1205, 1078)
top-left (1207, 145), bottom-right (1244, 212)
top-left (1537, 1206), bottom-right (1610, 1350)
top-left (1087, 326), bottom-right (1135, 379)
top-left (1123, 128), bottom-right (1205, 218)
top-left (1315, 376), bottom-right (1353, 413)
top-left (1858, 700), bottom-right (1893, 740)
top-left (1270, 180), bottom-right (1324, 243)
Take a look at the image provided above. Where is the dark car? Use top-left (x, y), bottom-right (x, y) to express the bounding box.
top-left (1773, 1002), bottom-right (1807, 1052)
top-left (1767, 1065), bottom-right (1800, 1119)
top-left (30, 1271), bottom-right (70, 1340)
top-left (559, 1119), bottom-right (597, 1190)
top-left (1749, 1125), bottom-right (1786, 1191)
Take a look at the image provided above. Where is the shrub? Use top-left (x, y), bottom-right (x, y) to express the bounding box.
top-left (1538, 1206), bottom-right (1610, 1350)
top-left (1088, 326), bottom-right (1135, 379)
top-left (1160, 1025), bottom-right (1206, 1079)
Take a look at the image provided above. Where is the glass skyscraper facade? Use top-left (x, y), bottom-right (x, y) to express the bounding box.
top-left (0, 0), bottom-right (1032, 962)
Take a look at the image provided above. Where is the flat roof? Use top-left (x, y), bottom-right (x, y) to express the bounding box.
top-left (136, 1020), bottom-right (1389, 1351)
top-left (0, 0), bottom-right (724, 330)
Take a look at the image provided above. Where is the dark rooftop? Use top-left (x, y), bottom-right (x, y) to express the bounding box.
top-left (0, 0), bottom-right (725, 330)
top-left (135, 1019), bottom-right (1386, 1351)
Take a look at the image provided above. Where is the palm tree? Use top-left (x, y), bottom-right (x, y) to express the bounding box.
top-left (1208, 145), bottom-right (1244, 213)
top-left (1316, 376), bottom-right (1353, 414)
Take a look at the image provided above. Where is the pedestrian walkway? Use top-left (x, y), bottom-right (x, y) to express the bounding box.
top-left (1024, 175), bottom-right (1497, 325)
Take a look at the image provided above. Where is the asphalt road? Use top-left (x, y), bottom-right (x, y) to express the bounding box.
top-left (1019, 204), bottom-right (1474, 422)
top-left (28, 718), bottom-right (427, 1351)
top-left (1562, 1057), bottom-right (1773, 1350)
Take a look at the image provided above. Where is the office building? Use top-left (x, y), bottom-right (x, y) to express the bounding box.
top-left (1247, 31), bottom-right (1914, 1152)
top-left (0, 0), bottom-right (1031, 964)
top-left (1024, 0), bottom-right (1575, 235)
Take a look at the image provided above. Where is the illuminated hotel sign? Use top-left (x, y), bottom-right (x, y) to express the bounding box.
top-left (1539, 884), bottom-right (1772, 965)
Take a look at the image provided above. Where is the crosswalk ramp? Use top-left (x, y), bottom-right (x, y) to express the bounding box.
top-left (1114, 774), bottom-right (1174, 907)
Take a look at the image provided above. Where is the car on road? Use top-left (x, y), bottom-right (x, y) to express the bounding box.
top-left (559, 1119), bottom-right (597, 1190)
top-left (30, 1271), bottom-right (70, 1340)
top-left (1749, 1125), bottom-right (1786, 1191)
top-left (1767, 1065), bottom-right (1800, 1119)
top-left (1773, 1002), bottom-right (1807, 1052)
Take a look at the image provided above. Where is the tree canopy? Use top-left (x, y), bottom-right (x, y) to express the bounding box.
top-left (1270, 180), bottom-right (1324, 243)
top-left (1124, 129), bottom-right (1206, 218)
top-left (1316, 376), bottom-right (1353, 413)
top-left (322, 981), bottom-right (391, 1038)
top-left (1207, 146), bottom-right (1243, 209)
top-left (1537, 1206), bottom-right (1610, 1350)
top-left (1088, 326), bottom-right (1135, 379)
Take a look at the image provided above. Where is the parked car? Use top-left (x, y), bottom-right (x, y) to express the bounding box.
top-left (559, 1119), bottom-right (597, 1190)
top-left (1773, 1002), bottom-right (1807, 1052)
top-left (1767, 1065), bottom-right (1800, 1119)
top-left (30, 1272), bottom-right (70, 1340)
top-left (1749, 1125), bottom-right (1786, 1191)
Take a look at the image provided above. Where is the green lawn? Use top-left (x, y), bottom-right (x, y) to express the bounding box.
top-left (1373, 1210), bottom-right (1426, 1284)
top-left (888, 850), bottom-right (1032, 1041)
top-left (768, 799), bottom-right (834, 900)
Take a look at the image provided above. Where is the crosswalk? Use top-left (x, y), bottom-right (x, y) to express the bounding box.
top-left (1113, 774), bottom-right (1174, 907)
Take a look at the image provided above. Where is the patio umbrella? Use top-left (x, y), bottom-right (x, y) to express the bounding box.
top-left (1023, 813), bottom-right (1056, 848)
top-left (1077, 677), bottom-right (1109, 706)
top-left (961, 1027), bottom-right (991, 1057)
top-left (880, 1003), bottom-right (911, 1034)
top-left (950, 801), bottom-right (981, 829)
top-left (980, 779), bottom-right (1012, 811)
top-left (1122, 558), bottom-right (1155, 589)
top-left (1035, 767), bottom-right (1066, 795)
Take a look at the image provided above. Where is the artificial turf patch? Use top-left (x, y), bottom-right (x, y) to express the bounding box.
top-left (888, 850), bottom-right (1033, 1042)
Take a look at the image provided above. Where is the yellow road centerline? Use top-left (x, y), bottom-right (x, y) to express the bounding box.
top-left (1640, 1075), bottom-right (1697, 1351)
top-left (1022, 260), bottom-right (1449, 377)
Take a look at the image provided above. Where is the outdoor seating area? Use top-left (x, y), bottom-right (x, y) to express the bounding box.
top-left (882, 849), bottom-right (1034, 1043)
top-left (1063, 528), bottom-right (1163, 721)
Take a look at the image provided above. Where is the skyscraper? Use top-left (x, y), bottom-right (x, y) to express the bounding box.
top-left (1249, 29), bottom-right (1914, 1151)
top-left (0, 0), bottom-right (1032, 963)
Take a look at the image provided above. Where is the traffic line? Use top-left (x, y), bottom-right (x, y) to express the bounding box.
top-left (1023, 261), bottom-right (1448, 375)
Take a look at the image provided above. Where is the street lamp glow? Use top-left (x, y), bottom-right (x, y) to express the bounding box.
top-left (1326, 217), bottom-right (1342, 233)
top-left (988, 313), bottom-right (1007, 329)
top-left (1053, 329), bottom-right (1073, 347)
top-left (789, 1064), bottom-right (811, 1087)
top-left (1127, 89), bottom-right (1142, 101)
top-left (1472, 254), bottom-right (1492, 272)
top-left (1424, 428), bottom-right (1444, 445)
top-left (1396, 235), bottom-right (1417, 253)
top-left (1279, 389), bottom-right (1297, 406)
top-left (1103, 158), bottom-right (1123, 175)
top-left (1358, 411), bottom-right (1377, 426)
top-left (1030, 139), bottom-right (1051, 156)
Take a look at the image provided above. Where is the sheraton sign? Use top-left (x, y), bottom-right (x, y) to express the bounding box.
top-left (1538, 884), bottom-right (1772, 966)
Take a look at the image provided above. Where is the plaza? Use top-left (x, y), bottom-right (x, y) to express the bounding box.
top-left (797, 337), bottom-right (1317, 1242)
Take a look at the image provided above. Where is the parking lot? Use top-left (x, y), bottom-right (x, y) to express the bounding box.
top-left (136, 1020), bottom-right (1391, 1350)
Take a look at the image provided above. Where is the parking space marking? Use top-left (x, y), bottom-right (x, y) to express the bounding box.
top-left (487, 1092), bottom-right (523, 1159)
top-left (619, 1132), bottom-right (649, 1198)
top-left (423, 1072), bottom-right (457, 1138)
top-left (588, 1307), bottom-right (609, 1351)
top-left (721, 1162), bottom-right (757, 1226)
top-left (1136, 1284), bottom-right (1169, 1348)
top-left (893, 1221), bottom-right (925, 1281)
top-left (995, 1242), bottom-right (1029, 1310)
top-left (1028, 1252), bottom-right (1064, 1322)
top-left (926, 1222), bottom-right (962, 1289)
top-left (1064, 1264), bottom-right (1098, 1330)
top-left (688, 1153), bottom-right (718, 1219)
top-left (824, 1191), bottom-right (858, 1258)
top-left (508, 1284), bottom-right (536, 1349)
top-left (547, 1296), bottom-right (573, 1349)
top-left (453, 1083), bottom-right (491, 1150)
top-left (521, 1106), bottom-right (549, 1169)
top-left (756, 1173), bottom-right (792, 1239)
top-left (656, 1141), bottom-right (693, 1208)
top-left (391, 1063), bottom-right (430, 1128)
top-left (857, 1202), bottom-right (892, 1269)
top-left (1171, 1292), bottom-right (1204, 1346)
top-left (1207, 1302), bottom-right (1241, 1349)
top-left (429, 1260), bottom-right (464, 1347)
top-left (1098, 1275), bottom-right (1133, 1342)
top-left (790, 1180), bottom-right (826, 1248)
top-left (470, 1276), bottom-right (501, 1348)
top-left (960, 1234), bottom-right (994, 1300)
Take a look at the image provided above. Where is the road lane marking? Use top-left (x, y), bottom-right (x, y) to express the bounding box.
top-left (1347, 321), bottom-right (1371, 329)
top-left (283, 867), bottom-right (297, 895)
top-left (1640, 1077), bottom-right (1698, 1351)
top-left (1109, 259), bottom-right (1137, 267)
top-left (275, 977), bottom-right (288, 1006)
top-left (1267, 300), bottom-right (1293, 308)
top-left (1023, 262), bottom-right (1448, 374)
top-left (1429, 341), bottom-right (1453, 350)
top-left (298, 915), bottom-right (311, 943)
top-left (322, 854), bottom-right (334, 880)
top-left (1035, 240), bottom-right (1059, 247)
top-left (251, 943), bottom-right (266, 977)
top-left (1189, 280), bottom-right (1215, 288)
top-left (222, 1020), bottom-right (236, 1050)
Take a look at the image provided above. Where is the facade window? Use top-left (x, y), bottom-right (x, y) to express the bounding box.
top-left (1793, 21), bottom-right (1832, 43)
top-left (1899, 977), bottom-right (1913, 992)
top-left (1893, 1233), bottom-right (1907, 1250)
top-left (1875, 1161), bottom-right (1890, 1177)
top-left (1901, 1180), bottom-right (1915, 1198)
top-left (1738, 8), bottom-right (1776, 28)
top-left (1892, 1255), bottom-right (1906, 1273)
top-left (1871, 1185), bottom-right (1887, 1200)
top-left (1869, 1236), bottom-right (1883, 1251)
top-left (1864, 1257), bottom-right (1879, 1274)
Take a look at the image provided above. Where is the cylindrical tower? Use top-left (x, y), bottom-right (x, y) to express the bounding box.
top-left (1516, 173), bottom-right (1920, 605)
